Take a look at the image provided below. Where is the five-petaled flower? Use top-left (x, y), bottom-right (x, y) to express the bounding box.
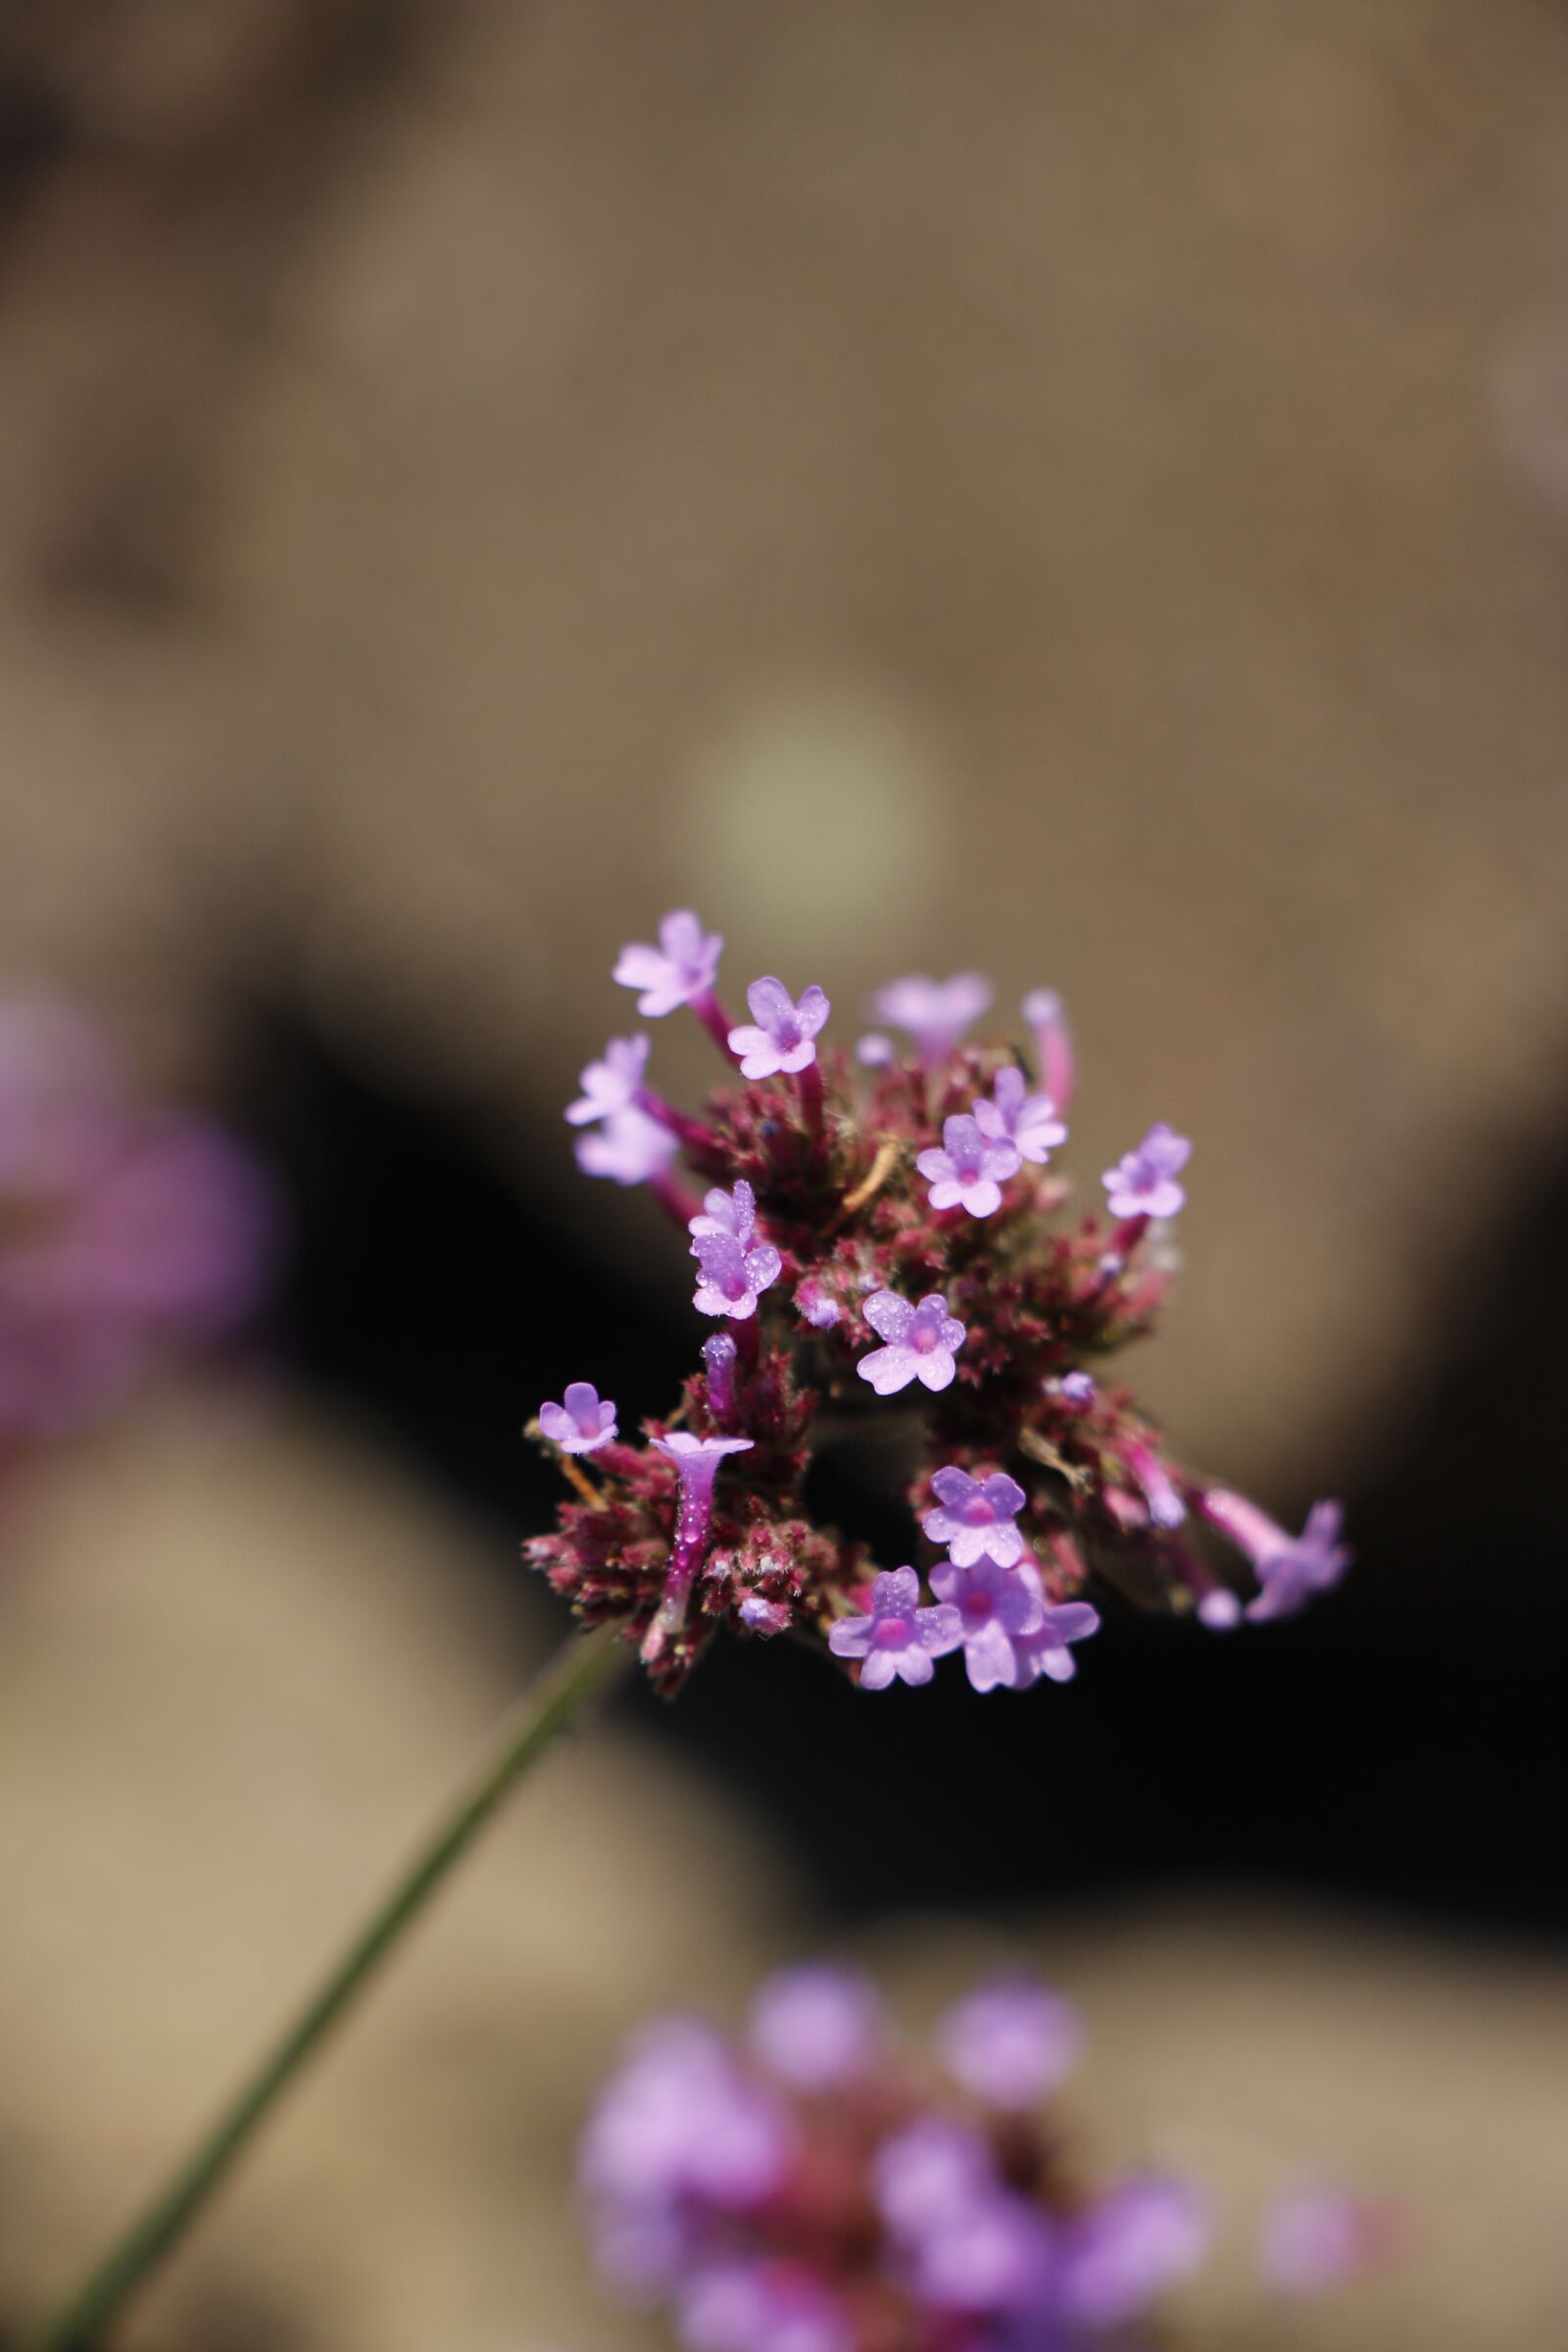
top-left (613, 909), bottom-right (723, 1017)
top-left (692, 1228), bottom-right (782, 1320)
top-left (828, 1566), bottom-right (962, 1690)
top-left (973, 1066), bottom-right (1067, 1165)
top-left (539, 1381), bottom-right (617, 1453)
top-left (929, 1551), bottom-right (1044, 1691)
top-left (857, 1291), bottom-right (966, 1395)
top-left (565, 1035), bottom-right (649, 1127)
top-left (916, 1114), bottom-right (1020, 1218)
top-left (727, 977), bottom-right (830, 1081)
top-left (922, 1466), bottom-right (1027, 1567)
top-left (574, 1105), bottom-right (679, 1187)
top-left (1102, 1122), bottom-right (1192, 1220)
top-left (868, 973), bottom-right (994, 1065)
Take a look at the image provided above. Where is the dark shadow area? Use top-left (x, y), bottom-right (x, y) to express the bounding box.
top-left (232, 1003), bottom-right (1568, 1938)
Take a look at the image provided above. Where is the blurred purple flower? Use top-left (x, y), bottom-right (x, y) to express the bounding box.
top-left (1058, 2175), bottom-right (1209, 2326)
top-left (1200, 1490), bottom-right (1350, 1622)
top-left (867, 974), bottom-right (993, 1066)
top-left (575, 1104), bottom-right (680, 1186)
top-left (679, 2262), bottom-right (852, 2352)
top-left (1102, 1123), bottom-right (1191, 1220)
top-left (937, 1976), bottom-right (1082, 2109)
top-left (565, 1034), bottom-right (650, 1126)
top-left (872, 2115), bottom-right (998, 2241)
top-left (0, 1004), bottom-right (275, 1442)
top-left (613, 910), bottom-right (723, 1018)
top-left (749, 1966), bottom-right (882, 2091)
top-left (1021, 988), bottom-right (1075, 1116)
top-left (1258, 2182), bottom-right (1397, 2295)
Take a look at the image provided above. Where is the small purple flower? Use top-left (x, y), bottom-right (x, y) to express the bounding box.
top-left (873, 2115), bottom-right (998, 2240)
top-left (645, 1433), bottom-right (756, 1666)
top-left (868, 973), bottom-right (994, 1065)
top-left (565, 1033), bottom-right (650, 1126)
top-left (909, 2191), bottom-right (1054, 2315)
top-left (1258, 2182), bottom-right (1396, 2296)
top-left (1248, 1501), bottom-right (1350, 1622)
top-left (690, 1178), bottom-right (759, 1243)
top-left (973, 1067), bottom-right (1066, 1166)
top-left (613, 909), bottom-right (724, 1017)
top-left (1102, 1123), bottom-right (1192, 1220)
top-left (928, 1553), bottom-right (1044, 1692)
top-left (922, 1466), bottom-right (1028, 1569)
top-left (653, 1430), bottom-right (755, 1486)
top-left (539, 1381), bottom-right (617, 1453)
top-left (1007, 1575), bottom-right (1102, 1687)
top-left (575, 1104), bottom-right (680, 1186)
top-left (580, 2018), bottom-right (792, 2218)
top-left (856, 1292), bottom-right (966, 1396)
top-left (692, 1229), bottom-right (782, 1321)
top-left (749, 1966), bottom-right (882, 2090)
top-left (1021, 988), bottom-right (1075, 1116)
top-left (679, 2262), bottom-right (853, 2352)
top-left (916, 1114), bottom-right (1020, 1218)
top-left (1059, 2175), bottom-right (1210, 2326)
top-left (794, 1277), bottom-right (841, 1329)
top-left (1200, 1491), bottom-right (1350, 1622)
top-left (1197, 1588), bottom-right (1242, 1631)
top-left (856, 1033), bottom-right (897, 1067)
top-left (828, 1565), bottom-right (962, 1690)
top-left (937, 1975), bottom-right (1082, 2109)
top-left (1056, 1369), bottom-right (1096, 1408)
top-left (727, 977), bottom-right (830, 1082)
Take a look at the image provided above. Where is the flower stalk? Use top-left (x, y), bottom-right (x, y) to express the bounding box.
top-left (20, 1625), bottom-right (629, 2352)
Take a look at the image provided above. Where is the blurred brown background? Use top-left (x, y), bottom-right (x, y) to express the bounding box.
top-left (1, 4), bottom-right (1566, 2348)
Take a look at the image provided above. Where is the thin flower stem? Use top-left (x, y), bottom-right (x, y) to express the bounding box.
top-left (20, 1624), bottom-right (630, 2352)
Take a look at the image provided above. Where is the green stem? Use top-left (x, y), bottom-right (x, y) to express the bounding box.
top-left (21, 1624), bottom-right (630, 2352)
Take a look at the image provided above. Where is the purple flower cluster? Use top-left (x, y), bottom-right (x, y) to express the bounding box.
top-left (580, 1965), bottom-right (1214, 2352)
top-left (0, 998), bottom-right (275, 1445)
top-left (527, 910), bottom-right (1348, 1692)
